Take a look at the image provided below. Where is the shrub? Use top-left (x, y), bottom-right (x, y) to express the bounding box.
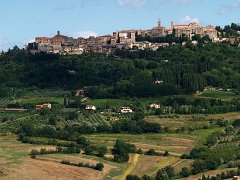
top-left (181, 154), bottom-right (191, 159)
top-left (156, 169), bottom-right (169, 180)
top-left (163, 150), bottom-right (169, 156)
top-left (145, 149), bottom-right (157, 156)
top-left (84, 146), bottom-right (93, 155)
top-left (180, 167), bottom-right (190, 177)
top-left (30, 154), bottom-right (36, 159)
top-left (114, 153), bottom-right (129, 163)
top-left (76, 136), bottom-right (90, 147)
top-left (126, 175), bottom-right (141, 180)
top-left (164, 166), bottom-right (175, 178)
top-left (142, 175), bottom-right (151, 180)
top-left (30, 149), bottom-right (39, 156)
top-left (232, 119), bottom-right (240, 127)
top-left (61, 160), bottom-right (71, 165)
top-left (137, 148), bottom-right (143, 154)
top-left (95, 163), bottom-right (104, 171)
top-left (206, 160), bottom-right (218, 170)
top-left (97, 145), bottom-right (107, 157)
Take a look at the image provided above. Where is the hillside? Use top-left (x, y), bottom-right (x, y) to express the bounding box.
top-left (1, 43), bottom-right (240, 180)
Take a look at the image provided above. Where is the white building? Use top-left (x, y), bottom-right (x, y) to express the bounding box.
top-left (85, 105), bottom-right (96, 111)
top-left (120, 107), bottom-right (133, 113)
top-left (149, 103), bottom-right (161, 109)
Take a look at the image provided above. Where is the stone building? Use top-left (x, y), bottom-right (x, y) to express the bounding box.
top-left (169, 22), bottom-right (217, 39)
top-left (112, 30), bottom-right (136, 44)
top-left (148, 19), bottom-right (166, 37)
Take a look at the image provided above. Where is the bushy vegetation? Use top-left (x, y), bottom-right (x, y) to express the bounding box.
top-left (113, 139), bottom-right (136, 163)
top-left (181, 144), bottom-right (240, 175)
top-left (30, 146), bottom-right (81, 157)
top-left (1, 43), bottom-right (240, 100)
top-left (61, 160), bottom-right (104, 171)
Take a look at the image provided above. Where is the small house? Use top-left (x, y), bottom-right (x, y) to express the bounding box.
top-left (149, 103), bottom-right (161, 109)
top-left (120, 107), bottom-right (133, 113)
top-left (85, 105), bottom-right (96, 111)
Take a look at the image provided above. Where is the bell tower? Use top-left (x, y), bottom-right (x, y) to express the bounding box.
top-left (158, 18), bottom-right (161, 28)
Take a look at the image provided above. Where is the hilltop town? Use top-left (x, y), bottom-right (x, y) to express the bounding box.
top-left (27, 20), bottom-right (223, 54)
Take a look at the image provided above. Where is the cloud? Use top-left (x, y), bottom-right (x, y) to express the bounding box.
top-left (117, 0), bottom-right (146, 7)
top-left (179, 16), bottom-right (199, 24)
top-left (219, 1), bottom-right (240, 14)
top-left (69, 31), bottom-right (98, 38)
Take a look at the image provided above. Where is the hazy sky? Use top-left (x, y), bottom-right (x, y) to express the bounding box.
top-left (0, 0), bottom-right (239, 50)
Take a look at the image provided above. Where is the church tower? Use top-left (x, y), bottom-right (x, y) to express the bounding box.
top-left (158, 19), bottom-right (161, 28)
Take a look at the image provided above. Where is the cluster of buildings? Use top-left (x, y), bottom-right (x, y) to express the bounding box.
top-left (28, 20), bottom-right (219, 54)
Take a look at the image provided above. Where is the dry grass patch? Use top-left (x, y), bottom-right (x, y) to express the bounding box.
top-left (2, 159), bottom-right (101, 180)
top-left (131, 155), bottom-right (179, 177)
top-left (172, 159), bottom-right (194, 174)
top-left (145, 115), bottom-right (209, 130)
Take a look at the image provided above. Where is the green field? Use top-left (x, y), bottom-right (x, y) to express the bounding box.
top-left (200, 90), bottom-right (239, 100)
top-left (0, 113), bottom-right (47, 133)
top-left (86, 98), bottom-right (133, 107)
top-left (11, 97), bottom-right (64, 104)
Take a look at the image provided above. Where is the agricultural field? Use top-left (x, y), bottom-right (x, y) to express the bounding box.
top-left (12, 97), bottom-right (64, 104)
top-left (0, 135), bottom-right (105, 180)
top-left (145, 115), bottom-right (210, 130)
top-left (0, 113), bottom-right (47, 133)
top-left (86, 98), bottom-right (132, 108)
top-left (0, 98), bottom-right (13, 107)
top-left (1, 89), bottom-right (240, 179)
top-left (57, 113), bottom-right (109, 127)
top-left (85, 133), bottom-right (197, 156)
top-left (145, 112), bottom-right (240, 130)
top-left (0, 134), bottom-right (195, 180)
top-left (0, 89), bottom-right (69, 107)
top-left (200, 90), bottom-right (240, 100)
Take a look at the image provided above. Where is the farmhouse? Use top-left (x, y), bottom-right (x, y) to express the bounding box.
top-left (85, 105), bottom-right (96, 111)
top-left (120, 107), bottom-right (133, 113)
top-left (149, 103), bottom-right (161, 109)
top-left (36, 103), bottom-right (52, 110)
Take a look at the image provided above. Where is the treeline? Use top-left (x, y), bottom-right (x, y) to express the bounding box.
top-left (181, 145), bottom-right (240, 174)
top-left (61, 160), bottom-right (104, 171)
top-left (30, 147), bottom-right (80, 157)
top-left (22, 136), bottom-right (108, 158)
top-left (200, 169), bottom-right (240, 180)
top-left (127, 167), bottom-right (240, 180)
top-left (216, 23), bottom-right (240, 38)
top-left (160, 97), bottom-right (240, 115)
top-left (18, 117), bottom-right (161, 141)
